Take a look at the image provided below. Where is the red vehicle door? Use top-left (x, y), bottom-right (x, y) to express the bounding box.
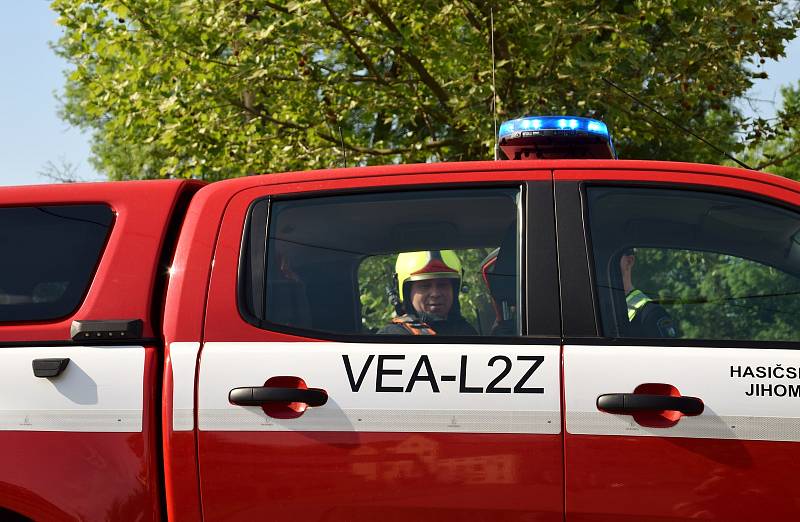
top-left (193, 164), bottom-right (564, 521)
top-left (556, 161), bottom-right (800, 520)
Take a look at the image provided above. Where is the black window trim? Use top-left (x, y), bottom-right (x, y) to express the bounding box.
top-left (572, 179), bottom-right (800, 350)
top-left (237, 181), bottom-right (562, 344)
top-left (555, 181), bottom-right (600, 338)
top-left (238, 197), bottom-right (270, 325)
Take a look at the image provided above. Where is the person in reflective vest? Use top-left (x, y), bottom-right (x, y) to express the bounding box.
top-left (620, 248), bottom-right (678, 338)
top-left (378, 250), bottom-right (478, 336)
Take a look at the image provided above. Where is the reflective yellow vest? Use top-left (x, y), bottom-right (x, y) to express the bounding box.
top-left (626, 289), bottom-right (652, 321)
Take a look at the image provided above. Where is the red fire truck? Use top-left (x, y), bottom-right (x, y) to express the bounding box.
top-left (2, 116), bottom-right (799, 520)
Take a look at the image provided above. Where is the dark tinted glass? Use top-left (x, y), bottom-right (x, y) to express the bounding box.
top-left (587, 187), bottom-right (800, 342)
top-left (241, 188), bottom-right (522, 338)
top-left (0, 205), bottom-right (114, 322)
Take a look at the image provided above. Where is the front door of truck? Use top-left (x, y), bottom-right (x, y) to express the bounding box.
top-left (196, 171), bottom-right (565, 521)
top-left (555, 171), bottom-right (800, 521)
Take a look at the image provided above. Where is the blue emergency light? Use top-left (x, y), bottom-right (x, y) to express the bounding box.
top-left (498, 115), bottom-right (616, 160)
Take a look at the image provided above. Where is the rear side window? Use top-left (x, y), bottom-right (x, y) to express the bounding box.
top-left (0, 205), bottom-right (114, 322)
top-left (586, 186), bottom-right (800, 342)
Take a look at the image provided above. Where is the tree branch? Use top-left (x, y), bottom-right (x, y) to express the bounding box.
top-left (364, 0), bottom-right (451, 112)
top-left (458, 0), bottom-right (484, 32)
top-left (320, 0), bottom-right (386, 85)
top-left (260, 2), bottom-right (289, 15)
top-left (228, 97), bottom-right (457, 155)
top-left (756, 143), bottom-right (800, 170)
top-left (118, 0), bottom-right (237, 68)
top-left (319, 135), bottom-right (459, 156)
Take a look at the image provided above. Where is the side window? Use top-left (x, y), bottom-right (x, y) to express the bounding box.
top-left (587, 186), bottom-right (800, 342)
top-left (0, 205), bottom-right (114, 322)
top-left (240, 188), bottom-right (522, 338)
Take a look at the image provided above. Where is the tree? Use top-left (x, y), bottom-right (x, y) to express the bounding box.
top-left (38, 157), bottom-right (82, 183)
top-left (38, 156), bottom-right (105, 183)
top-left (52, 0), bottom-right (800, 180)
top-left (740, 81), bottom-right (800, 177)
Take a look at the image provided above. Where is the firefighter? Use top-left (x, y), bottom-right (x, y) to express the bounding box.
top-left (378, 250), bottom-right (478, 336)
top-left (620, 248), bottom-right (678, 338)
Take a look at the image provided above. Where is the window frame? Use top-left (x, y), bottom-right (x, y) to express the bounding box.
top-left (237, 182), bottom-right (561, 344)
top-left (576, 180), bottom-right (800, 349)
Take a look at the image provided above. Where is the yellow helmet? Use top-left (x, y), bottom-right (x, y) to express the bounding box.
top-left (395, 250), bottom-right (462, 303)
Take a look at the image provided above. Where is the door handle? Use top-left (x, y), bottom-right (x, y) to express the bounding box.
top-left (597, 393), bottom-right (704, 416)
top-left (32, 358), bottom-right (70, 378)
top-left (229, 386), bottom-right (328, 407)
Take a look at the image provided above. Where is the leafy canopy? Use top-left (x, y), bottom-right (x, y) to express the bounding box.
top-left (741, 81), bottom-right (800, 175)
top-left (52, 0), bottom-right (799, 180)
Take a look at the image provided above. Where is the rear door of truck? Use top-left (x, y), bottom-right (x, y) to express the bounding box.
top-left (192, 164), bottom-right (564, 521)
top-left (0, 180), bottom-right (199, 522)
top-left (555, 164), bottom-right (800, 520)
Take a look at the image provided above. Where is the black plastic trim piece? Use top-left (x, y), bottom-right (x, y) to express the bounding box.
top-left (597, 393), bottom-right (704, 416)
top-left (554, 181), bottom-right (598, 337)
top-left (32, 358), bottom-right (70, 378)
top-left (237, 197), bottom-right (270, 326)
top-left (70, 319), bottom-right (143, 341)
top-left (229, 386), bottom-right (328, 407)
top-left (525, 180), bottom-right (561, 337)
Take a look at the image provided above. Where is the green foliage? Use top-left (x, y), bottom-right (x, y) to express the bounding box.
top-left (633, 248), bottom-right (800, 341)
top-left (740, 81), bottom-right (800, 178)
top-left (51, 0), bottom-right (800, 179)
top-left (358, 254), bottom-right (395, 331)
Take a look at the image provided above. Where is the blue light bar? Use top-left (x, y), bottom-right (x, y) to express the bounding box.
top-left (498, 115), bottom-right (609, 140)
top-left (497, 114), bottom-right (616, 160)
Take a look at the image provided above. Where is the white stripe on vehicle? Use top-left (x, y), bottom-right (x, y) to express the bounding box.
top-left (565, 344), bottom-right (800, 442)
top-left (0, 345), bottom-right (144, 432)
top-left (199, 342), bottom-right (561, 434)
top-left (170, 342), bottom-right (200, 431)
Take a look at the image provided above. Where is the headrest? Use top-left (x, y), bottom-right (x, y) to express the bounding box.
top-left (486, 224), bottom-right (518, 319)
